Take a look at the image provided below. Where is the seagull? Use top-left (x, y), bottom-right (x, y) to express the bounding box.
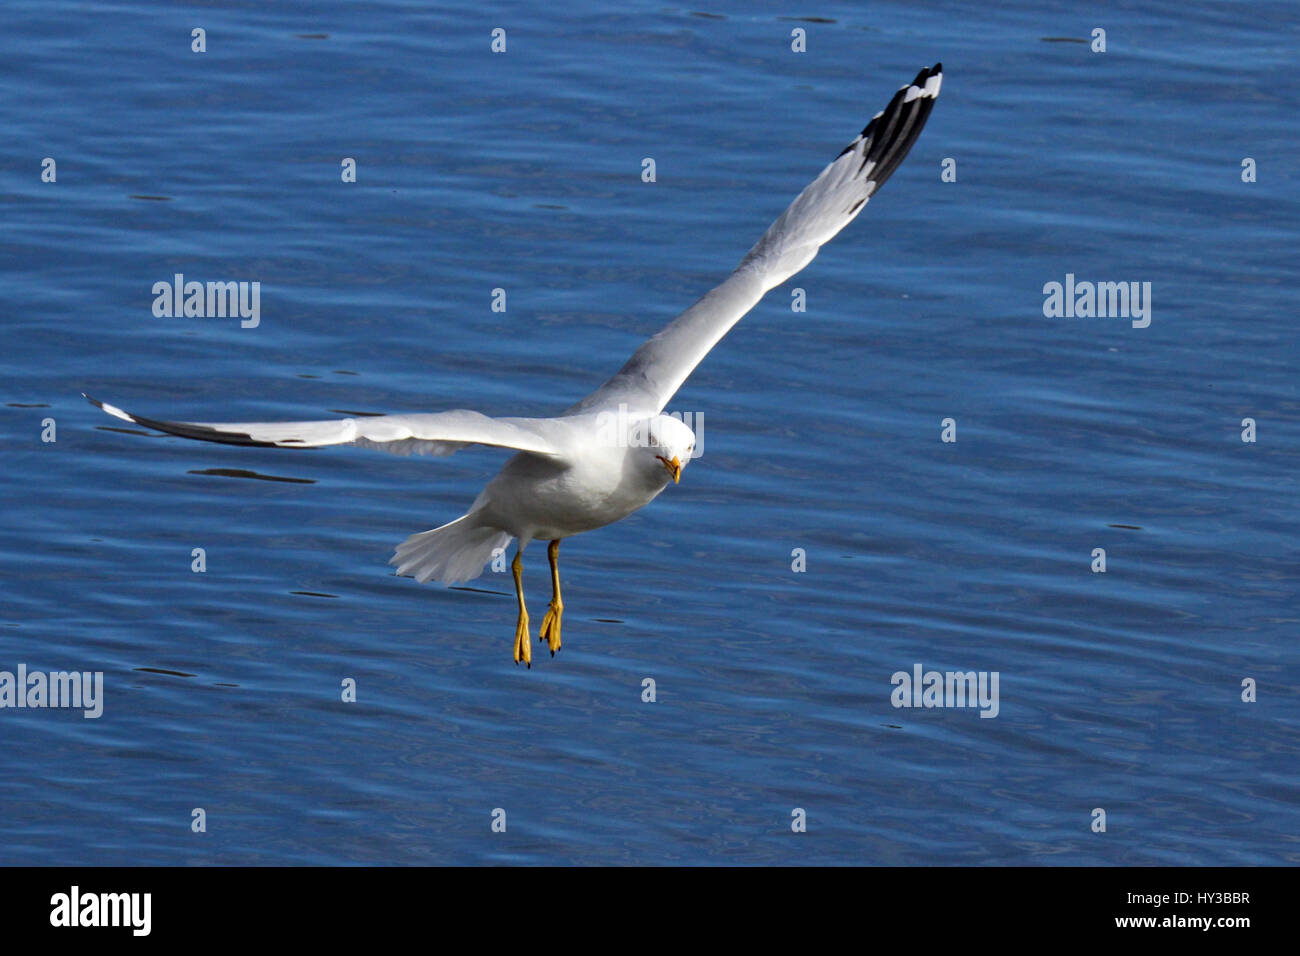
top-left (87, 63), bottom-right (942, 667)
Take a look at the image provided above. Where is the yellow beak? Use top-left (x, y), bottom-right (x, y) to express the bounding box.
top-left (661, 455), bottom-right (682, 484)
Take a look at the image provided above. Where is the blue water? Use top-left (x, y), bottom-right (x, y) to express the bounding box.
top-left (3, 0), bottom-right (1297, 865)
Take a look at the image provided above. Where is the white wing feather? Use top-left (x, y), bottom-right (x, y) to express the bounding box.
top-left (85, 394), bottom-right (566, 458)
top-left (567, 63), bottom-right (942, 416)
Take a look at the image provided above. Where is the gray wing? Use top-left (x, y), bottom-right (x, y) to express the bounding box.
top-left (567, 63), bottom-right (941, 416)
top-left (84, 394), bottom-right (566, 458)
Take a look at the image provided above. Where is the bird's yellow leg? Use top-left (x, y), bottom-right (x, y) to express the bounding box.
top-left (512, 548), bottom-right (531, 667)
top-left (538, 538), bottom-right (563, 655)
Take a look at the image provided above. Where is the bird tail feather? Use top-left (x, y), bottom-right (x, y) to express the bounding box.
top-left (390, 513), bottom-right (511, 585)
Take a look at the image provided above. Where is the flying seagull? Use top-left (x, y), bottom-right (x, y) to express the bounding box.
top-left (87, 63), bottom-right (942, 667)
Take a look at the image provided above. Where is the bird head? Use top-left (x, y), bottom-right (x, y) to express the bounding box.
top-left (636, 414), bottom-right (695, 486)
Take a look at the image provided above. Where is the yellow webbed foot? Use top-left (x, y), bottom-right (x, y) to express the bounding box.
top-left (513, 608), bottom-right (531, 668)
top-left (539, 600), bottom-right (563, 656)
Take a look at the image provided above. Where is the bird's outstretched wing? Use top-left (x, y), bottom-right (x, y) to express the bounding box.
top-left (84, 394), bottom-right (565, 458)
top-left (568, 63), bottom-right (941, 417)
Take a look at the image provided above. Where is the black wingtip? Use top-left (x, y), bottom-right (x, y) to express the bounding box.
top-left (905, 62), bottom-right (942, 90)
top-left (842, 61), bottom-right (943, 190)
top-left (85, 394), bottom-right (280, 447)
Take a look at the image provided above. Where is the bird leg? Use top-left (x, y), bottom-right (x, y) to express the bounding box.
top-left (512, 547), bottom-right (531, 667)
top-left (538, 539), bottom-right (563, 656)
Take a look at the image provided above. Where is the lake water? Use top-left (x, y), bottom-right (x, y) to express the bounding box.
top-left (2, 0), bottom-right (1297, 865)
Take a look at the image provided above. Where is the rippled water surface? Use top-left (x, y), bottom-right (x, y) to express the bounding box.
top-left (2, 0), bottom-right (1298, 864)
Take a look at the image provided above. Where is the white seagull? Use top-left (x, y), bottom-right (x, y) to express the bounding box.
top-left (87, 63), bottom-right (942, 667)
